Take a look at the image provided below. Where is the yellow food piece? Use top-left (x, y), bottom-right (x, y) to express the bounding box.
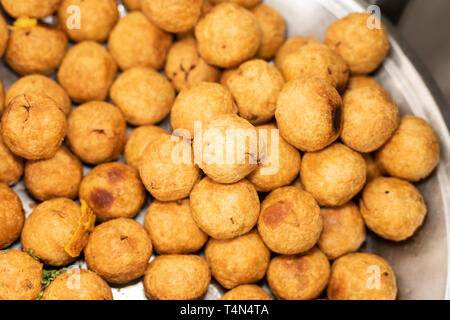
top-left (11, 17), bottom-right (37, 30)
top-left (64, 200), bottom-right (96, 258)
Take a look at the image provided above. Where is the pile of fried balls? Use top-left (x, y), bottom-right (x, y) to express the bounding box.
top-left (0, 0), bottom-right (440, 301)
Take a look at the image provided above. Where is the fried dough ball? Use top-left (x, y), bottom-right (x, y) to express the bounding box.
top-left (58, 41), bottom-right (117, 103)
top-left (364, 153), bottom-right (383, 182)
top-left (376, 115), bottom-right (439, 182)
top-left (205, 230), bottom-right (270, 289)
top-left (190, 177), bottom-right (260, 239)
top-left (141, 0), bottom-right (203, 33)
top-left (347, 75), bottom-right (384, 91)
top-left (1, 0), bottom-right (61, 18)
top-left (274, 36), bottom-right (319, 69)
top-left (258, 186), bottom-right (322, 255)
top-left (85, 218), bottom-right (153, 284)
top-left (275, 78), bottom-right (342, 152)
top-left (79, 162), bottom-right (145, 222)
top-left (58, 0), bottom-right (119, 42)
top-left (194, 114), bottom-right (258, 183)
top-left (248, 124), bottom-right (301, 192)
top-left (5, 24), bottom-right (68, 76)
top-left (341, 87), bottom-right (400, 153)
top-left (171, 82), bottom-right (237, 138)
top-left (21, 198), bottom-right (85, 266)
top-left (6, 75), bottom-right (72, 116)
top-left (108, 12), bottom-right (172, 70)
top-left (1, 93), bottom-right (67, 160)
top-left (279, 42), bottom-right (349, 93)
top-left (227, 59), bottom-right (284, 125)
top-left (251, 4), bottom-right (285, 60)
top-left (144, 199), bottom-right (208, 254)
top-left (301, 143), bottom-right (366, 207)
top-left (165, 37), bottom-right (220, 92)
top-left (325, 13), bottom-right (390, 75)
top-left (0, 250), bottom-right (43, 300)
top-left (360, 177), bottom-right (426, 242)
top-left (123, 0), bottom-right (140, 11)
top-left (43, 269), bottom-right (113, 300)
top-left (0, 184), bottom-right (24, 248)
top-left (0, 135), bottom-right (24, 186)
top-left (124, 125), bottom-right (169, 170)
top-left (221, 285), bottom-right (271, 300)
top-left (220, 68), bottom-right (238, 86)
top-left (66, 101), bottom-right (126, 165)
top-left (210, 0), bottom-right (260, 8)
top-left (267, 247), bottom-right (330, 300)
top-left (144, 254), bottom-right (210, 300)
top-left (328, 253), bottom-right (397, 300)
top-left (25, 147), bottom-right (83, 201)
top-left (110, 67), bottom-right (175, 126)
top-left (318, 202), bottom-right (366, 260)
top-left (0, 15), bottom-right (8, 58)
top-left (140, 134), bottom-right (200, 201)
top-left (195, 3), bottom-right (261, 68)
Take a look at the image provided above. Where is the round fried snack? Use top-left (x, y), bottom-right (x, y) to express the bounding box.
top-left (66, 101), bottom-right (126, 165)
top-left (360, 177), bottom-right (426, 242)
top-left (210, 0), bottom-right (260, 8)
top-left (318, 202), bottom-right (366, 260)
top-left (141, 0), bottom-right (203, 33)
top-left (79, 162), bottom-right (146, 222)
top-left (195, 3), bottom-right (261, 68)
top-left (227, 59), bottom-right (284, 125)
top-left (25, 146), bottom-right (83, 201)
top-left (21, 198), bottom-right (87, 266)
top-left (328, 253), bottom-right (397, 300)
top-left (274, 36), bottom-right (319, 69)
top-left (58, 0), bottom-right (119, 42)
top-left (341, 87), bottom-right (400, 153)
top-left (267, 247), bottom-right (330, 300)
top-left (376, 115), bottom-right (439, 182)
top-left (43, 269), bottom-right (113, 300)
top-left (110, 67), bottom-right (175, 126)
top-left (0, 134), bottom-right (24, 186)
top-left (165, 37), bottom-right (220, 92)
top-left (190, 177), bottom-right (260, 239)
top-left (123, 0), bottom-right (140, 11)
top-left (6, 23), bottom-right (68, 76)
top-left (0, 15), bottom-right (8, 57)
top-left (220, 67), bottom-right (238, 86)
top-left (275, 78), bottom-right (342, 152)
top-left (85, 218), bottom-right (153, 284)
top-left (251, 4), bottom-right (285, 60)
top-left (205, 230), bottom-right (270, 289)
top-left (124, 125), bottom-right (169, 170)
top-left (1, 0), bottom-right (60, 18)
top-left (0, 250), bottom-right (43, 300)
top-left (301, 143), bottom-right (366, 207)
top-left (258, 186), bottom-right (322, 255)
top-left (108, 11), bottom-right (172, 70)
top-left (221, 285), bottom-right (271, 300)
top-left (144, 199), bottom-right (208, 254)
top-left (140, 134), bottom-right (200, 202)
top-left (0, 184), bottom-right (24, 248)
top-left (171, 82), bottom-right (237, 138)
top-left (194, 114), bottom-right (258, 183)
top-left (346, 75), bottom-right (384, 92)
top-left (1, 93), bottom-right (67, 160)
top-left (279, 42), bottom-right (349, 93)
top-left (58, 41), bottom-right (117, 103)
top-left (6, 75), bottom-right (71, 116)
top-left (144, 254), bottom-right (211, 300)
top-left (363, 153), bottom-right (383, 182)
top-left (248, 124), bottom-right (301, 192)
top-left (325, 13), bottom-right (390, 75)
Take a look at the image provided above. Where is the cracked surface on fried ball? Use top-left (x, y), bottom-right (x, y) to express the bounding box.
top-left (0, 250), bottom-right (43, 300)
top-left (0, 134), bottom-right (23, 186)
top-left (67, 101), bottom-right (126, 165)
top-left (205, 230), bottom-right (270, 289)
top-left (0, 184), bottom-right (24, 249)
top-left (258, 186), bottom-right (322, 255)
top-left (267, 247), bottom-right (330, 300)
top-left (79, 162), bottom-right (145, 222)
top-left (274, 36), bottom-right (319, 69)
top-left (360, 177), bottom-right (426, 241)
top-left (85, 218), bottom-right (153, 284)
top-left (328, 253), bottom-right (397, 300)
top-left (144, 254), bottom-right (211, 300)
top-left (190, 177), bottom-right (260, 239)
top-left (252, 4), bottom-right (285, 60)
top-left (221, 284), bottom-right (271, 300)
top-left (0, 15), bottom-right (8, 58)
top-left (1, 0), bottom-right (61, 18)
